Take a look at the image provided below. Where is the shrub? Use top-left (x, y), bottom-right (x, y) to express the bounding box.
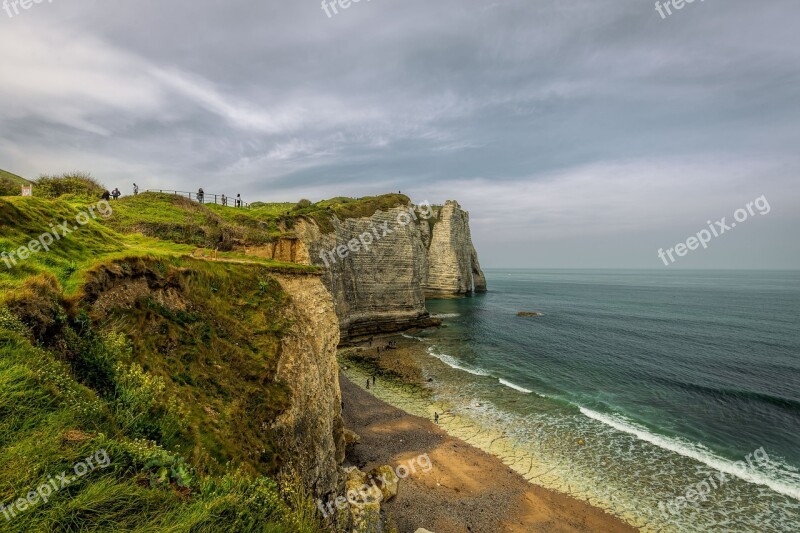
top-left (34, 172), bottom-right (105, 199)
top-left (293, 199), bottom-right (313, 210)
top-left (0, 177), bottom-right (20, 196)
top-left (1, 273), bottom-right (65, 341)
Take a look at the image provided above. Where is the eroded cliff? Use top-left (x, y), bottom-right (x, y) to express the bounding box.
top-left (249, 198), bottom-right (487, 342)
top-left (425, 200), bottom-right (487, 297)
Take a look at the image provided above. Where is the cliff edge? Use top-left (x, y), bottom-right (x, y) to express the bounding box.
top-left (287, 198), bottom-right (486, 342)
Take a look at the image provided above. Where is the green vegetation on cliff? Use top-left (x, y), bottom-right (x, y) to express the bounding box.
top-left (0, 174), bottom-right (414, 531)
top-left (0, 169), bottom-right (30, 184)
top-left (0, 183), bottom-right (325, 531)
top-left (0, 169), bottom-right (31, 196)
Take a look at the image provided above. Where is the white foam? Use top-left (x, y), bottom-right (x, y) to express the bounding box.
top-left (499, 378), bottom-right (532, 394)
top-left (431, 313), bottom-right (461, 319)
top-left (401, 333), bottom-right (424, 341)
top-left (427, 347), bottom-right (491, 377)
top-left (579, 407), bottom-right (800, 502)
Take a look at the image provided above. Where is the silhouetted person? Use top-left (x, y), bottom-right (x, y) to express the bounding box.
top-left (133, 183), bottom-right (139, 195)
top-left (236, 193), bottom-right (242, 207)
top-left (101, 190), bottom-right (110, 201)
top-left (366, 379), bottom-right (370, 390)
top-left (198, 188), bottom-right (204, 203)
top-left (372, 375), bottom-right (376, 386)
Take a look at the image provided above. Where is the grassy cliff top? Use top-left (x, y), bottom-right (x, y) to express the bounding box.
top-left (0, 168), bottom-right (31, 185)
top-left (211, 192), bottom-right (410, 234)
top-left (102, 191), bottom-right (411, 247)
top-left (0, 188), bottom-right (324, 531)
top-left (0, 195), bottom-right (317, 295)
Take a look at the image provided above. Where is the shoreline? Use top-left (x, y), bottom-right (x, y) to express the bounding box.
top-left (340, 373), bottom-right (637, 532)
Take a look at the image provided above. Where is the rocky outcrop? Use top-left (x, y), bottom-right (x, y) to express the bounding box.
top-left (242, 199), bottom-right (486, 343)
top-left (292, 205), bottom-right (442, 343)
top-left (425, 200), bottom-right (487, 297)
top-left (272, 273), bottom-right (345, 498)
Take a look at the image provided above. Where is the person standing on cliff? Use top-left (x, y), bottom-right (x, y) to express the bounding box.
top-left (434, 412), bottom-right (439, 424)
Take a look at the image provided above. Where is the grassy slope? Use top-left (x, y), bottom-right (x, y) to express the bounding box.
top-left (111, 192), bottom-right (411, 245)
top-left (211, 194), bottom-right (410, 227)
top-left (0, 189), bottom-right (409, 531)
top-left (0, 196), bottom-right (324, 532)
top-left (0, 169), bottom-right (31, 185)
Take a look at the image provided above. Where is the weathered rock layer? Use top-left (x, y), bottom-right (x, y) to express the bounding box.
top-left (272, 273), bottom-right (345, 498)
top-left (425, 200), bottom-right (487, 297)
top-left (246, 199), bottom-right (486, 342)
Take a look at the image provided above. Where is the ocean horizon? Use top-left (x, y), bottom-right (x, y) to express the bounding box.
top-left (389, 268), bottom-right (800, 531)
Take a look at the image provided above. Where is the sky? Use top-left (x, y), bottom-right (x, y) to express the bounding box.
top-left (1, 0), bottom-right (799, 269)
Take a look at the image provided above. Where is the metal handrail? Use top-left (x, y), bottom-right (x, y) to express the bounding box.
top-left (144, 189), bottom-right (251, 208)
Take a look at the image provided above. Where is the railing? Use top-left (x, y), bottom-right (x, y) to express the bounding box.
top-left (145, 189), bottom-right (251, 208)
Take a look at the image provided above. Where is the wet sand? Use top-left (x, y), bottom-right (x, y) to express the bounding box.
top-left (340, 375), bottom-right (637, 533)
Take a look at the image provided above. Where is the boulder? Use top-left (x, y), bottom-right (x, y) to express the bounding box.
top-left (344, 467), bottom-right (383, 533)
top-left (344, 428), bottom-right (361, 447)
top-left (368, 465), bottom-right (399, 501)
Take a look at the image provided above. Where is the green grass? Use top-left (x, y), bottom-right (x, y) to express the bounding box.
top-left (0, 196), bottom-right (316, 295)
top-left (0, 168), bottom-right (30, 185)
top-left (0, 182), bottom-right (416, 532)
top-left (0, 191), bottom-right (331, 531)
top-left (209, 194), bottom-right (411, 235)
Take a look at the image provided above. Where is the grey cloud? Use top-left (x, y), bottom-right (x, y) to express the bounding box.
top-left (1, 0), bottom-right (799, 268)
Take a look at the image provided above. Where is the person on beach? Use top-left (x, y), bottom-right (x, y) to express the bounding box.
top-left (434, 412), bottom-right (439, 424)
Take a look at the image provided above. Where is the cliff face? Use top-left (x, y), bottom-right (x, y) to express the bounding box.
top-left (293, 206), bottom-right (440, 342)
top-left (243, 199), bottom-right (486, 342)
top-left (271, 273), bottom-right (345, 498)
top-left (425, 200), bottom-right (487, 297)
top-left (76, 258), bottom-right (345, 499)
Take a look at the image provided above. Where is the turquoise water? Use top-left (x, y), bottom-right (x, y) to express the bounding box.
top-left (413, 269), bottom-right (800, 531)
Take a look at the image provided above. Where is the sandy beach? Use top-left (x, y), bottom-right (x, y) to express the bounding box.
top-left (340, 375), bottom-right (637, 533)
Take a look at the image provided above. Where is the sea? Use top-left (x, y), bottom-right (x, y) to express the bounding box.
top-left (348, 269), bottom-right (800, 532)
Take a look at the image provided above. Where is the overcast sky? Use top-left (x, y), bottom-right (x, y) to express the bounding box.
top-left (1, 0), bottom-right (799, 268)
